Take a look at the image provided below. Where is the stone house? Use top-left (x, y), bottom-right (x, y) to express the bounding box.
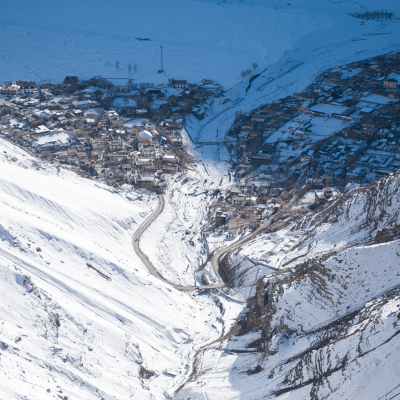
top-left (172, 80), bottom-right (187, 88)
top-left (136, 130), bottom-right (153, 143)
top-left (64, 76), bottom-right (78, 85)
top-left (384, 78), bottom-right (397, 90)
top-left (105, 110), bottom-right (122, 125)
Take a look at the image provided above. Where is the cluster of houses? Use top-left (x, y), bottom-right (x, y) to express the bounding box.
top-left (203, 180), bottom-right (316, 237)
top-left (231, 52), bottom-right (400, 195)
top-left (0, 76), bottom-right (219, 189)
top-left (206, 185), bottom-right (277, 236)
top-left (2, 52), bottom-right (400, 231)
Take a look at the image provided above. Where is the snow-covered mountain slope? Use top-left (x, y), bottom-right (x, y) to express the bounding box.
top-left (0, 139), bottom-right (243, 400)
top-left (2, 0), bottom-right (399, 89)
top-left (140, 161), bottom-right (232, 287)
top-left (293, 171), bottom-right (400, 257)
top-left (176, 170), bottom-right (400, 399)
top-left (220, 170), bottom-right (400, 300)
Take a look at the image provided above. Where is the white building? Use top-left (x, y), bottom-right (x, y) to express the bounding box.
top-left (1, 82), bottom-right (20, 95)
top-left (105, 110), bottom-right (122, 125)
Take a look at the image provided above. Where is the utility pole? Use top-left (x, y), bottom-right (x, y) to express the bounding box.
top-left (158, 46), bottom-right (164, 73)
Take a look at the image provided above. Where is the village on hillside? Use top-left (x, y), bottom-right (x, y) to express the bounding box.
top-left (206, 51), bottom-right (400, 237)
top-left (2, 52), bottom-right (400, 238)
top-left (230, 52), bottom-right (400, 195)
top-left (0, 76), bottom-right (220, 190)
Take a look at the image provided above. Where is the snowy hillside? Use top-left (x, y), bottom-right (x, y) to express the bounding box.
top-left (186, 1), bottom-right (400, 142)
top-left (218, 170), bottom-right (400, 301)
top-left (1, 0), bottom-right (400, 91)
top-left (0, 139), bottom-right (242, 399)
top-left (176, 171), bottom-right (400, 399)
top-left (4, 0), bottom-right (400, 145)
top-left (3, 0), bottom-right (400, 398)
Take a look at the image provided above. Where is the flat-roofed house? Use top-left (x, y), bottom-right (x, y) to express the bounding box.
top-left (315, 187), bottom-right (340, 205)
top-left (232, 196), bottom-right (247, 206)
top-left (105, 110), bottom-right (122, 125)
top-left (172, 80), bottom-right (187, 88)
top-left (384, 78), bottom-right (397, 90)
top-left (136, 130), bottom-right (153, 143)
top-left (163, 154), bottom-right (178, 164)
top-left (72, 100), bottom-right (94, 110)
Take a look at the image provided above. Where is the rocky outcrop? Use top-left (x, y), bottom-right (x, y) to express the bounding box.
top-left (374, 224), bottom-right (400, 244)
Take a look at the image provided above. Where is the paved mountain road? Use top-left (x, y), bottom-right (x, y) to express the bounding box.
top-left (132, 194), bottom-right (227, 291)
top-left (132, 194), bottom-right (279, 299)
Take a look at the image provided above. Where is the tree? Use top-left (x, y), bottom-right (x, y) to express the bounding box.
top-left (252, 63), bottom-right (258, 69)
top-left (116, 60), bottom-right (120, 71)
top-left (128, 63), bottom-right (132, 74)
top-left (134, 64), bottom-right (138, 72)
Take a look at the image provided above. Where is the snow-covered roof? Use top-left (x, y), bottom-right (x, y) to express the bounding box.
top-left (361, 107), bottom-right (373, 113)
top-left (34, 125), bottom-right (50, 134)
top-left (72, 100), bottom-right (92, 107)
top-left (106, 110), bottom-right (119, 117)
top-left (363, 94), bottom-right (397, 105)
top-left (137, 130), bottom-right (152, 139)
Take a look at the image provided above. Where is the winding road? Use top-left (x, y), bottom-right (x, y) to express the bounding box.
top-left (132, 194), bottom-right (279, 297)
top-left (132, 194), bottom-right (226, 291)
